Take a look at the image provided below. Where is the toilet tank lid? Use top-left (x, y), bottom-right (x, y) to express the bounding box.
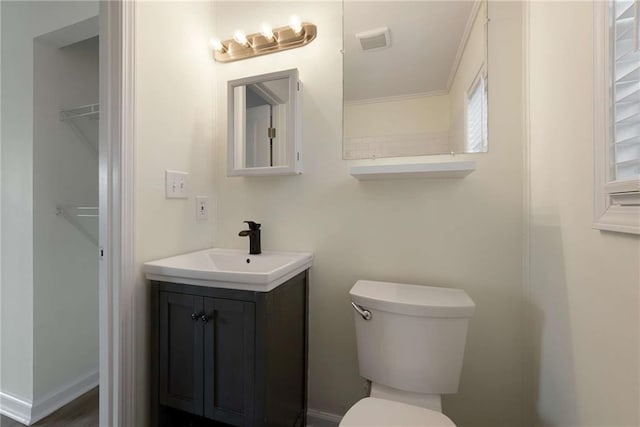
top-left (350, 280), bottom-right (475, 318)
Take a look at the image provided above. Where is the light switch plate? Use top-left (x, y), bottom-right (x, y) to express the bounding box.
top-left (196, 196), bottom-right (208, 220)
top-left (165, 170), bottom-right (189, 199)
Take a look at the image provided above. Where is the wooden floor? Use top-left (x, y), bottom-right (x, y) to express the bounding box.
top-left (0, 388), bottom-right (98, 427)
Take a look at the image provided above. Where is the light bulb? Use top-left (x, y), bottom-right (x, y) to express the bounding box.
top-left (261, 23), bottom-right (275, 41)
top-left (209, 38), bottom-right (224, 52)
top-left (233, 30), bottom-right (249, 46)
top-left (289, 15), bottom-right (303, 34)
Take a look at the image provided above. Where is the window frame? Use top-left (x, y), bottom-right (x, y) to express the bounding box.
top-left (593, 0), bottom-right (640, 234)
top-left (464, 65), bottom-right (488, 154)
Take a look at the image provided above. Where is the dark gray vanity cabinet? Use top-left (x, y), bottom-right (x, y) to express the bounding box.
top-left (158, 292), bottom-right (205, 415)
top-left (151, 271), bottom-right (308, 427)
top-left (158, 293), bottom-right (255, 424)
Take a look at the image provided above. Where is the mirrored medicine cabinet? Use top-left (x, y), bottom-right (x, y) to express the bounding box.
top-left (227, 68), bottom-right (302, 177)
top-left (343, 0), bottom-right (489, 160)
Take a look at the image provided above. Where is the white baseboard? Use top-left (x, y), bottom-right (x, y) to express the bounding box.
top-left (0, 368), bottom-right (98, 426)
top-left (30, 368), bottom-right (99, 424)
top-left (0, 391), bottom-right (32, 425)
top-left (307, 408), bottom-right (342, 427)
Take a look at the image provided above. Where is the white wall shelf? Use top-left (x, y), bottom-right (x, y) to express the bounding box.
top-left (350, 160), bottom-right (476, 180)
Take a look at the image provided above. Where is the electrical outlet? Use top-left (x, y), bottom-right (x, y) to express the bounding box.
top-left (196, 196), bottom-right (208, 220)
top-left (165, 170), bottom-right (189, 199)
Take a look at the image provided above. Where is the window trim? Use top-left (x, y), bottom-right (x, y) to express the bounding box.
top-left (593, 0), bottom-right (640, 234)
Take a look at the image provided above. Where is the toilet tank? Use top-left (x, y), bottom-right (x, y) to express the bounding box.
top-left (350, 280), bottom-right (475, 395)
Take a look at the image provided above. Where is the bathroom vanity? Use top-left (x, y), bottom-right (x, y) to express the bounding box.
top-left (145, 248), bottom-right (312, 427)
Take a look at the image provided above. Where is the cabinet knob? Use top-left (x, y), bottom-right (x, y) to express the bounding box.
top-left (191, 313), bottom-right (199, 321)
top-left (201, 314), bottom-right (209, 323)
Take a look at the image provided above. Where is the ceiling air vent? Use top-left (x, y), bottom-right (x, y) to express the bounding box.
top-left (355, 27), bottom-right (391, 51)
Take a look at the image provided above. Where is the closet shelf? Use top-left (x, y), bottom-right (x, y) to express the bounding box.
top-left (60, 103), bottom-right (99, 153)
top-left (60, 103), bottom-right (100, 121)
top-left (56, 205), bottom-right (98, 246)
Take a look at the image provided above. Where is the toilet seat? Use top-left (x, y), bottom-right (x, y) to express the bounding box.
top-left (339, 397), bottom-right (456, 427)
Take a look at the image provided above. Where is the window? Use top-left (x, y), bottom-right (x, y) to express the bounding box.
top-left (594, 0), bottom-right (640, 234)
top-left (465, 69), bottom-right (488, 153)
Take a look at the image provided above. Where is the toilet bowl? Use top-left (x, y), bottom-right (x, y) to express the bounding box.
top-left (340, 280), bottom-right (475, 427)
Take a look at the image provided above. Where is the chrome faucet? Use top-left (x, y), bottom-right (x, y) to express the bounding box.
top-left (238, 221), bottom-right (261, 255)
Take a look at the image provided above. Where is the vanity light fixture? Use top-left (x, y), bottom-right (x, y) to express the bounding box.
top-left (289, 15), bottom-right (303, 34)
top-left (233, 30), bottom-right (249, 47)
top-left (209, 38), bottom-right (224, 53)
top-left (261, 23), bottom-right (275, 41)
top-left (211, 18), bottom-right (317, 63)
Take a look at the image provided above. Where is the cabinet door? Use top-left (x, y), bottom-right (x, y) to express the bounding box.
top-left (159, 292), bottom-right (204, 415)
top-left (203, 298), bottom-right (255, 425)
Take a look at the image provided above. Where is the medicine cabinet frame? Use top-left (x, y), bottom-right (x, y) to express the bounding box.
top-left (227, 68), bottom-right (303, 177)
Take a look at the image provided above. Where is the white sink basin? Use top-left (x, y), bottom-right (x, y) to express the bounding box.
top-left (143, 248), bottom-right (313, 292)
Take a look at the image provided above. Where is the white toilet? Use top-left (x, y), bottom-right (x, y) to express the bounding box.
top-left (340, 280), bottom-right (475, 426)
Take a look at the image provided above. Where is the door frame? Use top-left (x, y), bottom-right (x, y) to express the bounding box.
top-left (98, 0), bottom-right (136, 425)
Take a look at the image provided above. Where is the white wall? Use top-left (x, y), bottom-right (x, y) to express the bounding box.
top-left (0, 0), bottom-right (98, 403)
top-left (526, 2), bottom-right (640, 426)
top-left (134, 2), bottom-right (215, 425)
top-left (212, 2), bottom-right (524, 425)
top-left (33, 35), bottom-right (99, 398)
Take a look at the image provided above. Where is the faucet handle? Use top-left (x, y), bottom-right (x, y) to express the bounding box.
top-left (243, 221), bottom-right (261, 230)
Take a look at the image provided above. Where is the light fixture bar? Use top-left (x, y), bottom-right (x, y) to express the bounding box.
top-left (213, 22), bottom-right (317, 63)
